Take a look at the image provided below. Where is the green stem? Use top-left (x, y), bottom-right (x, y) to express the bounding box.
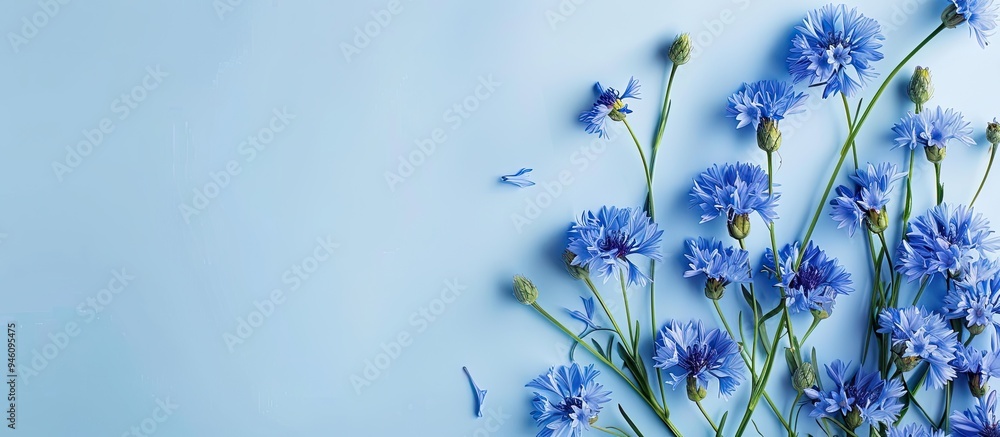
top-left (766, 151), bottom-right (782, 282)
top-left (972, 144), bottom-right (997, 207)
top-left (622, 119), bottom-right (653, 217)
top-left (825, 419), bottom-right (860, 437)
top-left (912, 276), bottom-right (930, 306)
top-left (735, 310), bottom-right (788, 436)
top-left (696, 400), bottom-right (719, 433)
top-left (877, 232), bottom-right (895, 276)
top-left (619, 275), bottom-right (634, 352)
top-left (797, 24), bottom-right (946, 268)
top-left (594, 426), bottom-right (630, 437)
top-left (584, 277), bottom-right (629, 347)
top-left (841, 94), bottom-right (860, 170)
top-left (801, 316), bottom-right (821, 345)
top-left (934, 160), bottom-right (944, 205)
top-left (788, 392), bottom-right (802, 437)
top-left (650, 63), bottom-right (679, 169)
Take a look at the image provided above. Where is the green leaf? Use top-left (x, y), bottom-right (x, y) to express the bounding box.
top-left (784, 347), bottom-right (798, 374)
top-left (715, 412), bottom-right (728, 437)
top-left (592, 339), bottom-right (605, 358)
top-left (811, 347), bottom-right (823, 391)
top-left (606, 336), bottom-right (615, 361)
top-left (618, 404), bottom-right (646, 437)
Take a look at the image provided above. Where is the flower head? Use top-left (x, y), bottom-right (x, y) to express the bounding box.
top-left (727, 80), bottom-right (808, 130)
top-left (892, 107), bottom-right (976, 158)
top-left (896, 203), bottom-right (1000, 283)
top-left (526, 363), bottom-right (612, 437)
top-left (945, 271), bottom-right (1000, 334)
top-left (908, 66), bottom-right (935, 107)
top-left (953, 343), bottom-right (1000, 397)
top-left (669, 34), bottom-right (692, 65)
top-left (653, 320), bottom-right (745, 399)
top-left (684, 237), bottom-right (752, 299)
top-left (579, 78), bottom-right (640, 138)
top-left (886, 423), bottom-right (947, 437)
top-left (804, 360), bottom-right (905, 429)
top-left (944, 0), bottom-right (999, 48)
top-left (764, 241), bottom-right (853, 317)
top-left (690, 162), bottom-right (779, 238)
top-left (877, 306), bottom-right (960, 389)
top-left (952, 391), bottom-right (1000, 437)
top-left (830, 162), bottom-right (906, 236)
top-left (957, 258), bottom-right (1000, 289)
top-left (787, 4), bottom-right (885, 98)
top-left (988, 118), bottom-right (1000, 145)
top-left (513, 275), bottom-right (538, 305)
top-left (566, 206), bottom-right (663, 287)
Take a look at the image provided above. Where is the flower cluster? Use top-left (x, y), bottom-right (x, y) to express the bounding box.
top-left (830, 162), bottom-right (906, 235)
top-left (764, 241), bottom-right (853, 317)
top-left (892, 106), bottom-right (975, 162)
top-left (527, 363), bottom-right (612, 437)
top-left (804, 360), bottom-right (905, 429)
top-left (896, 203), bottom-right (1000, 283)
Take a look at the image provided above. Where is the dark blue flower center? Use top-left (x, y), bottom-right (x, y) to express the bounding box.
top-left (843, 379), bottom-right (882, 408)
top-left (598, 230), bottom-right (631, 259)
top-left (597, 89), bottom-right (621, 109)
top-left (790, 265), bottom-right (824, 292)
top-left (681, 344), bottom-right (718, 373)
top-left (559, 396), bottom-right (585, 413)
top-left (983, 424), bottom-right (1000, 437)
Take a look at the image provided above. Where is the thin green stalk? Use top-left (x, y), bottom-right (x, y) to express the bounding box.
top-left (766, 151), bottom-right (782, 283)
top-left (622, 119), bottom-right (653, 214)
top-left (972, 144), bottom-right (997, 206)
top-left (826, 418), bottom-right (860, 437)
top-left (912, 277), bottom-right (930, 306)
top-left (877, 233), bottom-right (895, 276)
top-left (934, 161), bottom-right (944, 205)
top-left (735, 310), bottom-right (788, 436)
top-left (797, 24), bottom-right (946, 268)
top-left (801, 316), bottom-right (821, 345)
top-left (584, 277), bottom-right (629, 348)
top-left (650, 64), bottom-right (679, 168)
top-left (594, 426), bottom-right (629, 437)
top-left (788, 392), bottom-right (802, 437)
top-left (842, 94), bottom-right (860, 170)
top-left (619, 275), bottom-right (634, 352)
top-left (940, 382), bottom-right (953, 430)
top-left (530, 303), bottom-right (683, 436)
top-left (696, 400), bottom-right (719, 433)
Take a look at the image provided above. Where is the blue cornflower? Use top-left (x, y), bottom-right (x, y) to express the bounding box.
top-left (945, 272), bottom-right (1000, 334)
top-left (526, 363), bottom-right (612, 437)
top-left (653, 319), bottom-right (745, 400)
top-left (886, 423), bottom-right (947, 437)
top-left (566, 296), bottom-right (600, 330)
top-left (764, 241), bottom-right (853, 317)
top-left (500, 168), bottom-right (535, 188)
top-left (892, 107), bottom-right (975, 161)
top-left (959, 258), bottom-right (1000, 289)
top-left (947, 0), bottom-right (999, 48)
top-left (787, 4), bottom-right (885, 98)
top-left (579, 78), bottom-right (640, 138)
top-left (683, 237), bottom-right (752, 300)
top-left (897, 203), bottom-right (1000, 283)
top-left (877, 306), bottom-right (960, 389)
top-left (952, 391), bottom-right (1000, 437)
top-left (726, 80), bottom-right (808, 130)
top-left (566, 206), bottom-right (663, 287)
top-left (953, 343), bottom-right (1000, 397)
top-left (804, 360), bottom-right (905, 430)
top-left (690, 162), bottom-right (779, 239)
top-left (830, 162), bottom-right (906, 236)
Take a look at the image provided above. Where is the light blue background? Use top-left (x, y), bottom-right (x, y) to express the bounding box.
top-left (3, 0), bottom-right (1000, 435)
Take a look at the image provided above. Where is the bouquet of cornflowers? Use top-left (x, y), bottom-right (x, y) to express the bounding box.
top-left (509, 1), bottom-right (1000, 436)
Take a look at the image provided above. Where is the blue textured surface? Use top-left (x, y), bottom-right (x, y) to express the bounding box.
top-left (3, 0), bottom-right (1000, 435)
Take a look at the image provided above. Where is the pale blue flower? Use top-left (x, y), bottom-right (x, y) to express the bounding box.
top-left (951, 0), bottom-right (999, 48)
top-left (526, 363), bottom-right (611, 437)
top-left (683, 237), bottom-right (752, 287)
top-left (952, 390), bottom-right (1000, 437)
top-left (945, 272), bottom-right (1000, 331)
top-left (690, 162), bottom-right (779, 224)
top-left (579, 78), bottom-right (640, 138)
top-left (787, 4), bottom-right (885, 98)
top-left (892, 107), bottom-right (976, 151)
top-left (878, 306), bottom-right (960, 389)
top-left (953, 343), bottom-right (1000, 395)
top-left (764, 241), bottom-right (853, 315)
top-left (830, 162), bottom-right (905, 236)
top-left (897, 203), bottom-right (1000, 282)
top-left (886, 423), bottom-right (947, 437)
top-left (804, 359), bottom-right (905, 428)
top-left (500, 168), bottom-right (535, 187)
top-left (653, 319), bottom-right (745, 399)
top-left (567, 206), bottom-right (663, 287)
top-left (726, 80), bottom-right (808, 129)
